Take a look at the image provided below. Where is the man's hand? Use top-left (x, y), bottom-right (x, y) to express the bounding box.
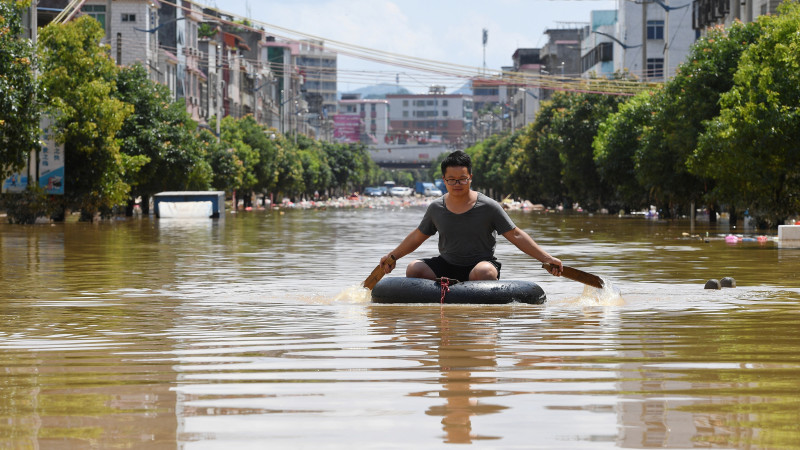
top-left (380, 254), bottom-right (397, 274)
top-left (544, 258), bottom-right (563, 276)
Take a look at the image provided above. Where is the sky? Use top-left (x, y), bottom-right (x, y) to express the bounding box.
top-left (198, 0), bottom-right (617, 93)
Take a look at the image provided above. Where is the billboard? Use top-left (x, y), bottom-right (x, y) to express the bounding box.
top-left (1, 116), bottom-right (64, 194)
top-left (1, 164), bottom-right (29, 193)
top-left (38, 117), bottom-right (64, 195)
top-left (333, 114), bottom-right (361, 143)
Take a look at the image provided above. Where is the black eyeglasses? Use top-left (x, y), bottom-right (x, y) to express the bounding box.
top-left (444, 177), bottom-right (471, 185)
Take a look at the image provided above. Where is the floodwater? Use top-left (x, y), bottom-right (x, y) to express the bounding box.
top-left (1, 204), bottom-right (800, 449)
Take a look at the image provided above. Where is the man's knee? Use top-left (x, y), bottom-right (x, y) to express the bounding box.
top-left (469, 262), bottom-right (498, 281)
top-left (406, 260), bottom-right (435, 279)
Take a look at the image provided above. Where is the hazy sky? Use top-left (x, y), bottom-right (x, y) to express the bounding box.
top-left (200, 0), bottom-right (616, 92)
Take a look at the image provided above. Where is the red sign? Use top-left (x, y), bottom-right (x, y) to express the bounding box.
top-left (333, 114), bottom-right (361, 143)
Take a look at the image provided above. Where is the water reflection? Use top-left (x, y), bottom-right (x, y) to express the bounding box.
top-left (370, 306), bottom-right (508, 443)
top-left (2, 208), bottom-right (800, 448)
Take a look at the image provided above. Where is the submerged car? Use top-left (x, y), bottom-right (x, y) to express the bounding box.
top-left (363, 187), bottom-right (384, 196)
top-left (390, 186), bottom-right (414, 196)
top-left (424, 187), bottom-right (442, 196)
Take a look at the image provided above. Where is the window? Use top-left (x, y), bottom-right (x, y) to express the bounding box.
top-left (647, 20), bottom-right (664, 40)
top-left (581, 42), bottom-right (613, 72)
top-left (474, 88), bottom-right (499, 96)
top-left (403, 111), bottom-right (408, 117)
top-left (122, 13), bottom-right (136, 22)
top-left (647, 58), bottom-right (664, 78)
top-left (442, 100), bottom-right (448, 106)
top-left (81, 5), bottom-right (106, 29)
top-left (403, 100), bottom-right (408, 107)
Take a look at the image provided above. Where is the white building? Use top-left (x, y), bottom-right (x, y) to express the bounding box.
top-left (81, 0), bottom-right (161, 82)
top-left (334, 97), bottom-right (389, 147)
top-left (581, 10), bottom-right (618, 78)
top-left (692, 0), bottom-right (782, 31)
top-left (296, 40), bottom-right (338, 118)
top-left (506, 49), bottom-right (543, 132)
top-left (615, 0), bottom-right (697, 81)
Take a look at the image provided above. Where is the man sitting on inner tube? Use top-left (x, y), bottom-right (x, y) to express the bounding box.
top-left (378, 150), bottom-right (563, 282)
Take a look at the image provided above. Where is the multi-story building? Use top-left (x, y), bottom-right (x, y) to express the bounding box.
top-left (507, 48), bottom-right (543, 131)
top-left (81, 0), bottom-right (161, 82)
top-left (386, 87), bottom-right (473, 146)
top-left (539, 27), bottom-right (584, 101)
top-left (157, 0), bottom-right (203, 121)
top-left (295, 40), bottom-right (338, 118)
top-left (693, 0), bottom-right (780, 31)
top-left (616, 0), bottom-right (697, 81)
top-left (471, 78), bottom-right (508, 115)
top-left (334, 96), bottom-right (389, 145)
top-left (263, 38), bottom-right (308, 136)
top-left (581, 10), bottom-right (617, 78)
top-left (197, 18), bottom-right (222, 132)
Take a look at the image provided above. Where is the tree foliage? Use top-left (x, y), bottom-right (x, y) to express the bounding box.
top-left (116, 64), bottom-right (211, 204)
top-left (693, 3), bottom-right (800, 225)
top-left (0, 0), bottom-right (39, 180)
top-left (39, 16), bottom-right (144, 217)
top-left (593, 90), bottom-right (656, 210)
top-left (7, 5), bottom-right (800, 227)
top-left (640, 20), bottom-right (763, 216)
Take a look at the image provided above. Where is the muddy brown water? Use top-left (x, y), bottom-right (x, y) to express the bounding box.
top-left (2, 206), bottom-right (799, 448)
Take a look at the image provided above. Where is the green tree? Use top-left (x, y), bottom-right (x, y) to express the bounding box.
top-left (270, 133), bottom-right (304, 198)
top-left (641, 20), bottom-right (763, 219)
top-left (693, 4), bottom-right (800, 226)
top-left (0, 0), bottom-right (39, 181)
top-left (516, 99), bottom-right (566, 206)
top-left (558, 93), bottom-right (623, 210)
top-left (115, 64), bottom-right (211, 213)
top-left (200, 129), bottom-right (244, 193)
top-left (39, 16), bottom-right (144, 219)
top-left (325, 142), bottom-right (373, 195)
top-left (520, 92), bottom-right (621, 209)
top-left (294, 134), bottom-right (332, 197)
top-left (220, 115), bottom-right (260, 201)
top-left (593, 90), bottom-right (656, 211)
top-left (467, 131), bottom-right (522, 198)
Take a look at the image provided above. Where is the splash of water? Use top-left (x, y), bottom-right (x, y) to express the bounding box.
top-left (551, 278), bottom-right (624, 307)
top-left (332, 284), bottom-right (373, 304)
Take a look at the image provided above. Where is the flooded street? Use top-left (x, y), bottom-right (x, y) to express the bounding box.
top-left (2, 205), bottom-right (800, 448)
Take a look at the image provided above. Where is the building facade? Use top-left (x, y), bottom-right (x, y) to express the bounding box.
top-left (386, 88), bottom-right (473, 146)
top-left (296, 40), bottom-right (338, 118)
top-left (693, 0), bottom-right (782, 31)
top-left (616, 0), bottom-right (697, 81)
top-left (334, 97), bottom-right (390, 145)
top-left (81, 0), bottom-right (161, 82)
top-left (581, 10), bottom-right (617, 78)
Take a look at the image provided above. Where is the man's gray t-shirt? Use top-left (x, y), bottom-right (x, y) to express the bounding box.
top-left (418, 192), bottom-right (517, 266)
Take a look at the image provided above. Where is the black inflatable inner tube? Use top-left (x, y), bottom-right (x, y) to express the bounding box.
top-left (371, 277), bottom-right (546, 304)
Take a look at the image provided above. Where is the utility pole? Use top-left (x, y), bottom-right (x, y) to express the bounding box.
top-left (664, 0), bottom-right (669, 80)
top-left (642, 0), bottom-right (648, 80)
top-left (482, 29), bottom-right (488, 75)
top-left (216, 43), bottom-right (222, 141)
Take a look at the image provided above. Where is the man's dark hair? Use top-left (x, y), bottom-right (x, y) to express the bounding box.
top-left (440, 150), bottom-right (472, 175)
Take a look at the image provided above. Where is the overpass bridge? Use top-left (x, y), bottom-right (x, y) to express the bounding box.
top-left (368, 144), bottom-right (451, 169)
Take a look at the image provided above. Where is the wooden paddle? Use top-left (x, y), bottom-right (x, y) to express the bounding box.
top-left (363, 255), bottom-right (396, 290)
top-left (542, 263), bottom-right (604, 289)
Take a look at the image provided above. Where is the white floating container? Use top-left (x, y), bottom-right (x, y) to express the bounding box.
top-left (153, 191), bottom-right (225, 218)
top-left (778, 225), bottom-right (800, 248)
